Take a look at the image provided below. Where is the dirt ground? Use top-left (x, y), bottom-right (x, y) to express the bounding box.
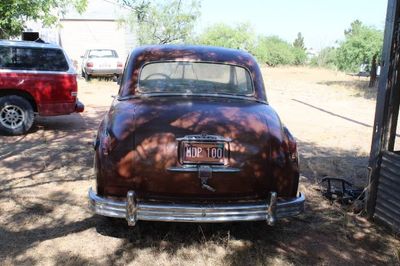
top-left (0, 67), bottom-right (399, 265)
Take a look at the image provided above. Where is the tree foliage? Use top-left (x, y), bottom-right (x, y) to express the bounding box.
top-left (0, 0), bottom-right (87, 39)
top-left (197, 23), bottom-right (255, 51)
top-left (335, 20), bottom-right (383, 72)
top-left (293, 32), bottom-right (305, 50)
top-left (126, 0), bottom-right (201, 45)
top-left (197, 23), bottom-right (307, 66)
top-left (119, 0), bottom-right (150, 22)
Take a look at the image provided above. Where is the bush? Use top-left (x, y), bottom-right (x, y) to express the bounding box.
top-left (253, 36), bottom-right (306, 66)
top-left (310, 47), bottom-right (337, 69)
top-left (292, 47), bottom-right (308, 65)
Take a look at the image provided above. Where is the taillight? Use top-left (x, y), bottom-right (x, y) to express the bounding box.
top-left (100, 131), bottom-right (116, 155)
top-left (86, 62), bottom-right (94, 67)
top-left (117, 62), bottom-right (123, 68)
top-left (283, 126), bottom-right (298, 163)
top-left (102, 133), bottom-right (111, 155)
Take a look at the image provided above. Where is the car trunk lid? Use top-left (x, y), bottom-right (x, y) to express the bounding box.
top-left (109, 96), bottom-right (285, 200)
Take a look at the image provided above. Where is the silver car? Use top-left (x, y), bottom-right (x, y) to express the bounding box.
top-left (81, 49), bottom-right (123, 81)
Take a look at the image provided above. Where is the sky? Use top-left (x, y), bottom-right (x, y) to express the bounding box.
top-left (197, 0), bottom-right (388, 50)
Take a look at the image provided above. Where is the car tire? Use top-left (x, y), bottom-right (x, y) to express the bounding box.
top-left (84, 71), bottom-right (91, 81)
top-left (0, 95), bottom-right (35, 135)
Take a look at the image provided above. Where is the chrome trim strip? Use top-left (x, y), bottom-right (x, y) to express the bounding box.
top-left (176, 134), bottom-right (232, 142)
top-left (0, 69), bottom-right (75, 75)
top-left (167, 166), bottom-right (240, 173)
top-left (136, 60), bottom-right (256, 97)
top-left (88, 188), bottom-right (305, 225)
top-left (117, 93), bottom-right (268, 104)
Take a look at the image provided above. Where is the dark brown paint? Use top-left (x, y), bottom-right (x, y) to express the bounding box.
top-left (95, 45), bottom-right (299, 202)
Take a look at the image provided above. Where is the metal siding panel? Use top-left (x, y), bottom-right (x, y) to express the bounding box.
top-left (382, 150), bottom-right (400, 160)
top-left (379, 176), bottom-right (400, 190)
top-left (375, 206), bottom-right (396, 223)
top-left (375, 151), bottom-right (400, 232)
top-left (375, 208), bottom-right (400, 230)
top-left (375, 197), bottom-right (400, 217)
top-left (381, 155), bottom-right (400, 171)
top-left (377, 182), bottom-right (400, 202)
top-left (379, 166), bottom-right (400, 188)
top-left (381, 158), bottom-right (400, 180)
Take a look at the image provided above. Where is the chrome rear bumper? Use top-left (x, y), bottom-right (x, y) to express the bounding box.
top-left (88, 188), bottom-right (305, 226)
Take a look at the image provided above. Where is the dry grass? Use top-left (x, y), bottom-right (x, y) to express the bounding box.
top-left (0, 68), bottom-right (399, 265)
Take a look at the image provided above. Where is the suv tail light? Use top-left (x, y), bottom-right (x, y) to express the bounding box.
top-left (86, 62), bottom-right (94, 68)
top-left (117, 62), bottom-right (123, 68)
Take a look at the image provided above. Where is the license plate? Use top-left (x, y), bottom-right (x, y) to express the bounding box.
top-left (181, 142), bottom-right (226, 164)
top-left (100, 64), bottom-right (111, 68)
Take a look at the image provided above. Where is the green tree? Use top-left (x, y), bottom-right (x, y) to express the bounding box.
top-left (344, 19), bottom-right (363, 36)
top-left (119, 0), bottom-right (150, 22)
top-left (336, 20), bottom-right (383, 72)
top-left (0, 0), bottom-right (87, 39)
top-left (197, 22), bottom-right (255, 51)
top-left (253, 36), bottom-right (308, 66)
top-left (127, 0), bottom-right (201, 45)
top-left (293, 32), bottom-right (305, 50)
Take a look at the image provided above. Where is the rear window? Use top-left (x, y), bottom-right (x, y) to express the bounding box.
top-left (0, 46), bottom-right (69, 72)
top-left (88, 49), bottom-right (118, 58)
top-left (138, 62), bottom-right (253, 96)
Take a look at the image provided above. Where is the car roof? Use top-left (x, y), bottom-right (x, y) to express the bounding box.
top-left (0, 39), bottom-right (62, 49)
top-left (130, 45), bottom-right (256, 67)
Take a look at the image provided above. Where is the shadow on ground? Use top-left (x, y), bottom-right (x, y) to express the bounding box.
top-left (317, 80), bottom-right (378, 100)
top-left (1, 125), bottom-right (399, 265)
top-left (0, 108), bottom-right (108, 190)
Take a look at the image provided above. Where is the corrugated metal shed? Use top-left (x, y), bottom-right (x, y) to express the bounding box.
top-left (367, 0), bottom-right (400, 233)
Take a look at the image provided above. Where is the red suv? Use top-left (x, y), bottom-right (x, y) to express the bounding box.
top-left (0, 40), bottom-right (84, 135)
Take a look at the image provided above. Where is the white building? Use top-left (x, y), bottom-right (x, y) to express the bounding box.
top-left (25, 0), bottom-right (136, 63)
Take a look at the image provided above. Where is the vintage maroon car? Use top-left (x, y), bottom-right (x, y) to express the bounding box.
top-left (89, 45), bottom-right (304, 226)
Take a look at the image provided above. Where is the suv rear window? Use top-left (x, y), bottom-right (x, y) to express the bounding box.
top-left (0, 46), bottom-right (69, 72)
top-left (138, 62), bottom-right (253, 96)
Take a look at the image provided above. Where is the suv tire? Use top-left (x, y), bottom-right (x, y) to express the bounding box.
top-left (0, 95), bottom-right (34, 135)
top-left (84, 71), bottom-right (91, 81)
